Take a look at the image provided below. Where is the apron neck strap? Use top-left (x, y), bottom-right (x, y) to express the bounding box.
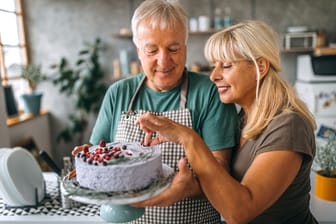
top-left (179, 69), bottom-right (188, 109)
top-left (127, 69), bottom-right (189, 112)
top-left (127, 75), bottom-right (146, 112)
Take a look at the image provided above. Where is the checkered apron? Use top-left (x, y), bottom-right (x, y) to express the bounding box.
top-left (115, 73), bottom-right (221, 224)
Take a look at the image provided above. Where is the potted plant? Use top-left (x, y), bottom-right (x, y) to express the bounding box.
top-left (313, 128), bottom-right (336, 201)
top-left (51, 38), bottom-right (107, 145)
top-left (20, 64), bottom-right (47, 115)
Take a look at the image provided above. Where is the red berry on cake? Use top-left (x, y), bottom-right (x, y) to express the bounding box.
top-left (103, 155), bottom-right (111, 160)
top-left (99, 140), bottom-right (106, 147)
top-left (96, 147), bottom-right (103, 154)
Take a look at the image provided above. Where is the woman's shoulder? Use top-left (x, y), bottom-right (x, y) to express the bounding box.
top-left (273, 111), bottom-right (311, 128)
top-left (258, 111), bottom-right (315, 158)
top-left (269, 111), bottom-right (315, 145)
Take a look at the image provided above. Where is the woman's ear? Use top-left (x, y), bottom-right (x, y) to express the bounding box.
top-left (257, 57), bottom-right (270, 79)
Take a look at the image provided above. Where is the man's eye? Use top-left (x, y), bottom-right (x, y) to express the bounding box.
top-left (168, 48), bottom-right (179, 53)
top-left (144, 49), bottom-right (158, 55)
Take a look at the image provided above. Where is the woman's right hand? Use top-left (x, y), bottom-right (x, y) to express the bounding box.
top-left (71, 144), bottom-right (91, 156)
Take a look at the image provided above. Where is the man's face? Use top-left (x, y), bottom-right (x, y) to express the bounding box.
top-left (136, 20), bottom-right (187, 92)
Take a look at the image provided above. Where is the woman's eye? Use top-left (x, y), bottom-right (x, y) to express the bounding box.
top-left (222, 64), bottom-right (232, 69)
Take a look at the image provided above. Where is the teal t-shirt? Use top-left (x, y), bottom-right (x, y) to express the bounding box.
top-left (90, 72), bottom-right (239, 150)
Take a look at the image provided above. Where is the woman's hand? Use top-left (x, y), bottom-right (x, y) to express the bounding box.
top-left (136, 112), bottom-right (191, 146)
top-left (131, 157), bottom-right (201, 207)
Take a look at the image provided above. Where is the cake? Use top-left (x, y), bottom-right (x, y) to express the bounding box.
top-left (75, 140), bottom-right (162, 192)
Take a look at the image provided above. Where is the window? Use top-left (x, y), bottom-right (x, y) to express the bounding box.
top-left (0, 0), bottom-right (28, 111)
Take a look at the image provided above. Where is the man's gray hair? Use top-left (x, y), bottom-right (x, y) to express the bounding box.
top-left (131, 0), bottom-right (189, 46)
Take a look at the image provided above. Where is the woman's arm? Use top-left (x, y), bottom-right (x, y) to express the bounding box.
top-left (137, 113), bottom-right (302, 223)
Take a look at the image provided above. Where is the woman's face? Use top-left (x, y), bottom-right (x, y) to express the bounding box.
top-left (210, 59), bottom-right (258, 108)
top-left (136, 20), bottom-right (187, 92)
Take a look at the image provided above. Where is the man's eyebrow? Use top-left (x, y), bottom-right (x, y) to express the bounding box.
top-left (143, 42), bottom-right (182, 48)
top-left (168, 41), bottom-right (182, 47)
top-left (143, 43), bottom-right (156, 48)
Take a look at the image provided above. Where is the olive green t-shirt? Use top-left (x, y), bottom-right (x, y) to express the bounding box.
top-left (90, 72), bottom-right (239, 151)
top-left (232, 112), bottom-right (317, 224)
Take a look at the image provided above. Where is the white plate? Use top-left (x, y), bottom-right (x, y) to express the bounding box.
top-left (0, 147), bottom-right (45, 206)
top-left (0, 148), bottom-right (24, 206)
top-left (63, 164), bottom-right (174, 205)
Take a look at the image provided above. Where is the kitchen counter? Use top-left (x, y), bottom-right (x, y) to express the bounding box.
top-left (1, 172), bottom-right (336, 223)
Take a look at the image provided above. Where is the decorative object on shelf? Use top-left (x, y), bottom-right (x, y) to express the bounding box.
top-left (50, 38), bottom-right (107, 144)
top-left (20, 64), bottom-right (47, 115)
top-left (313, 125), bottom-right (336, 201)
top-left (189, 17), bottom-right (198, 32)
top-left (223, 7), bottom-right (233, 27)
top-left (3, 84), bottom-right (18, 117)
top-left (213, 8), bottom-right (223, 29)
top-left (198, 15), bottom-right (210, 31)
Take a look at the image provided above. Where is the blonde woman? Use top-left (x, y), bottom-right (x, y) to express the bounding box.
top-left (136, 20), bottom-right (318, 223)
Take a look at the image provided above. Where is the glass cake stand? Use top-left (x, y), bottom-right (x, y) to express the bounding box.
top-left (62, 164), bottom-right (174, 223)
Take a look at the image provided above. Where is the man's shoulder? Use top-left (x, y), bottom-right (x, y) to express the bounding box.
top-left (187, 71), bottom-right (214, 87)
top-left (114, 74), bottom-right (143, 85)
top-left (108, 74), bottom-right (143, 90)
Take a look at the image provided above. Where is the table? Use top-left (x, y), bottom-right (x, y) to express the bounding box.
top-left (1, 172), bottom-right (336, 223)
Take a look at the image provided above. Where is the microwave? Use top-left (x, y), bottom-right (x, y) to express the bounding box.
top-left (297, 54), bottom-right (336, 82)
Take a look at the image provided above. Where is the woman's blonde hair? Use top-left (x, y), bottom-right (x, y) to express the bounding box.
top-left (131, 0), bottom-right (188, 46)
top-left (205, 20), bottom-right (316, 139)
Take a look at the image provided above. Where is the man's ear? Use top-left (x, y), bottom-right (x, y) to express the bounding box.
top-left (257, 57), bottom-right (270, 79)
top-left (136, 47), bottom-right (140, 58)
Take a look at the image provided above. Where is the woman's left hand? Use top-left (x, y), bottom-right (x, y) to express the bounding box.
top-left (131, 157), bottom-right (201, 207)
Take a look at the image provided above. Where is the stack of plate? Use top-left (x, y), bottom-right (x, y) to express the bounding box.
top-left (0, 147), bottom-right (45, 207)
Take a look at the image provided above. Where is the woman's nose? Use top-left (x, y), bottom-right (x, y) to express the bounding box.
top-left (210, 66), bottom-right (221, 82)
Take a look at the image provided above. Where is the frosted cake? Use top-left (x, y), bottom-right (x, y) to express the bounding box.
top-left (75, 141), bottom-right (162, 192)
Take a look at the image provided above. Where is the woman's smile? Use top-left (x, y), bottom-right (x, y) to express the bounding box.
top-left (217, 85), bottom-right (230, 94)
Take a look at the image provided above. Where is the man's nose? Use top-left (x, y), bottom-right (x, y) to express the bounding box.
top-left (156, 50), bottom-right (171, 67)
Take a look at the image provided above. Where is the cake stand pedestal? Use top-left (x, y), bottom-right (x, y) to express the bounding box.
top-left (100, 204), bottom-right (145, 223)
top-left (62, 164), bottom-right (173, 223)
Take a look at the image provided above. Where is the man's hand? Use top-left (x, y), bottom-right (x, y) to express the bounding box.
top-left (72, 144), bottom-right (91, 156)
